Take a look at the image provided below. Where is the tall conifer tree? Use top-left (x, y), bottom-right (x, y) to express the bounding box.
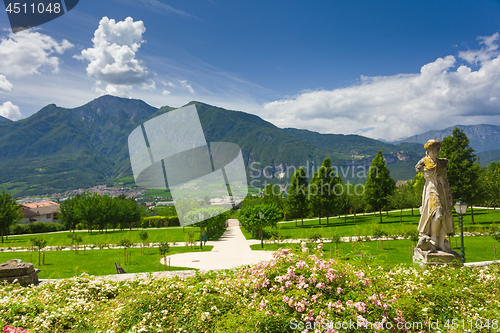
top-left (286, 167), bottom-right (308, 227)
top-left (363, 151), bottom-right (395, 223)
top-left (440, 128), bottom-right (482, 222)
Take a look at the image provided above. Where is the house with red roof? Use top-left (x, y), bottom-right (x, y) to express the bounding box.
top-left (21, 201), bottom-right (60, 224)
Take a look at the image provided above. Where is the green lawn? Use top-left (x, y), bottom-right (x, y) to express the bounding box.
top-left (252, 235), bottom-right (500, 265)
top-left (144, 189), bottom-right (173, 199)
top-left (243, 208), bottom-right (500, 241)
top-left (0, 245), bottom-right (213, 279)
top-left (0, 226), bottom-right (227, 249)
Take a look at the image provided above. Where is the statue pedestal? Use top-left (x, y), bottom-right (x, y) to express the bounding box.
top-left (413, 248), bottom-right (463, 266)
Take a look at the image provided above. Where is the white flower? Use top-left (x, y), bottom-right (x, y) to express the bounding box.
top-left (201, 311), bottom-right (210, 321)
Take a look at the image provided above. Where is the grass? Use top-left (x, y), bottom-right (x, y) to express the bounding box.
top-left (0, 245), bottom-right (214, 279)
top-left (144, 189), bottom-right (173, 199)
top-left (251, 235), bottom-right (500, 265)
top-left (242, 208), bottom-right (500, 240)
top-left (0, 226), bottom-right (212, 249)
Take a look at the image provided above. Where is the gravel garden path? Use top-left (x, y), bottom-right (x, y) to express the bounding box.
top-left (159, 219), bottom-right (274, 271)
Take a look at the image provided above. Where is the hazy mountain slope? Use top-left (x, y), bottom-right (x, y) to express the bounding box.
top-left (0, 115), bottom-right (11, 122)
top-left (396, 124), bottom-right (500, 153)
top-left (284, 128), bottom-right (407, 158)
top-left (477, 150), bottom-right (500, 166)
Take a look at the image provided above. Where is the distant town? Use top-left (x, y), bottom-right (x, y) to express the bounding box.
top-left (18, 185), bottom-right (148, 205)
top-left (16, 184), bottom-right (242, 209)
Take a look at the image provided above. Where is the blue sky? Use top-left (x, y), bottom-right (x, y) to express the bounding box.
top-left (1, 0), bottom-right (500, 141)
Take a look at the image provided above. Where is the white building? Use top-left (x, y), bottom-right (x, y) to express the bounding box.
top-left (21, 201), bottom-right (60, 224)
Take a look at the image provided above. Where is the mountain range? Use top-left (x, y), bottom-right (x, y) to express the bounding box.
top-left (0, 116), bottom-right (11, 123)
top-left (396, 124), bottom-right (500, 153)
top-left (396, 124), bottom-right (500, 166)
top-left (0, 95), bottom-right (498, 196)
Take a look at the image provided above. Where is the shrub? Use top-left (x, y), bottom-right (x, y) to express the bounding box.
top-left (308, 231), bottom-right (323, 242)
top-left (0, 251), bottom-right (499, 331)
top-left (491, 232), bottom-right (500, 243)
top-left (266, 229), bottom-right (280, 240)
top-left (95, 241), bottom-right (108, 249)
top-left (372, 228), bottom-right (388, 238)
top-left (158, 242), bottom-right (170, 256)
top-left (330, 234), bottom-right (341, 245)
top-left (3, 326), bottom-right (29, 333)
top-left (185, 231), bottom-right (196, 249)
top-left (406, 230), bottom-right (420, 244)
top-left (117, 238), bottom-right (133, 249)
top-left (10, 222), bottom-right (67, 235)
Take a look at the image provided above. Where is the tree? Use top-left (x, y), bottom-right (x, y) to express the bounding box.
top-left (263, 183), bottom-right (284, 210)
top-left (77, 192), bottom-right (100, 234)
top-left (158, 242), bottom-right (170, 256)
top-left (308, 158), bottom-right (342, 226)
top-left (485, 160), bottom-right (500, 209)
top-left (390, 182), bottom-right (412, 224)
top-left (59, 196), bottom-right (80, 232)
top-left (286, 167), bottom-right (308, 227)
top-left (121, 198), bottom-right (142, 230)
top-left (347, 182), bottom-right (365, 224)
top-left (410, 172), bottom-right (425, 216)
top-left (67, 233), bottom-right (83, 254)
top-left (30, 237), bottom-right (47, 265)
top-left (338, 183), bottom-right (352, 224)
top-left (140, 231), bottom-right (149, 255)
top-left (440, 128), bottom-right (482, 223)
top-left (0, 191), bottom-right (23, 243)
top-left (118, 238), bottom-right (133, 265)
top-left (238, 204), bottom-right (283, 238)
top-left (309, 169), bottom-right (323, 225)
top-left (363, 151), bottom-right (396, 223)
top-left (95, 194), bottom-right (114, 233)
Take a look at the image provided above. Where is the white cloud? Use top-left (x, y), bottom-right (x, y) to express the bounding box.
top-left (76, 17), bottom-right (155, 95)
top-left (162, 81), bottom-right (175, 87)
top-left (162, 89), bottom-right (171, 95)
top-left (459, 33), bottom-right (500, 64)
top-left (179, 79), bottom-right (194, 94)
top-left (0, 30), bottom-right (73, 77)
top-left (262, 33), bottom-right (500, 141)
top-left (94, 84), bottom-right (132, 97)
top-left (0, 101), bottom-right (21, 120)
top-left (0, 75), bottom-right (13, 92)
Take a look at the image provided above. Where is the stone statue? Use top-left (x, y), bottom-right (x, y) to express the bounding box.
top-left (413, 139), bottom-right (461, 264)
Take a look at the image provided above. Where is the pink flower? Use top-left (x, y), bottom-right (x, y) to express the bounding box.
top-left (354, 301), bottom-right (366, 313)
top-left (311, 293), bottom-right (322, 303)
top-left (356, 315), bottom-right (368, 327)
top-left (3, 326), bottom-right (28, 333)
top-left (296, 260), bottom-right (307, 269)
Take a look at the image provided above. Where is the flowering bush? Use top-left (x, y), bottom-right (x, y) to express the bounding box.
top-left (0, 248), bottom-right (499, 332)
top-left (3, 326), bottom-right (29, 333)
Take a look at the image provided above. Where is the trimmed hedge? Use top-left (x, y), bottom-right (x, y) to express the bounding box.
top-left (10, 222), bottom-right (67, 235)
top-left (141, 215), bottom-right (180, 228)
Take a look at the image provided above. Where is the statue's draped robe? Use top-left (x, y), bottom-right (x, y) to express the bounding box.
top-left (416, 156), bottom-right (455, 235)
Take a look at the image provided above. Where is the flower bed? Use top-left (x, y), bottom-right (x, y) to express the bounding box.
top-left (0, 247), bottom-right (499, 332)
